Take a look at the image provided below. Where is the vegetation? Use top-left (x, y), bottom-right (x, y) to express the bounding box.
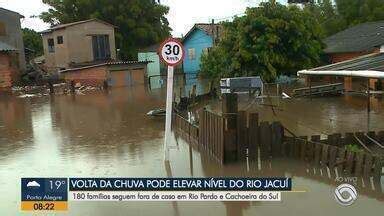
top-left (201, 0), bottom-right (384, 80)
top-left (305, 0), bottom-right (384, 37)
top-left (345, 144), bottom-right (363, 153)
top-left (22, 28), bottom-right (43, 56)
top-left (200, 2), bottom-right (324, 81)
top-left (39, 0), bottom-right (171, 59)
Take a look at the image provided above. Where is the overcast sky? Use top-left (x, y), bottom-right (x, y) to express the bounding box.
top-left (0, 0), bottom-right (286, 36)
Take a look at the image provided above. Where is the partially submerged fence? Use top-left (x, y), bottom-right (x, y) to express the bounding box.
top-left (284, 132), bottom-right (384, 178)
top-left (173, 110), bottom-right (384, 178)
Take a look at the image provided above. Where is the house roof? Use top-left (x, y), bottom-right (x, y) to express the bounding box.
top-left (40, 19), bottom-right (117, 34)
top-left (0, 7), bottom-right (24, 18)
top-left (324, 21), bottom-right (384, 54)
top-left (309, 52), bottom-right (384, 72)
top-left (59, 61), bottom-right (152, 73)
top-left (0, 41), bottom-right (18, 52)
top-left (182, 23), bottom-right (223, 42)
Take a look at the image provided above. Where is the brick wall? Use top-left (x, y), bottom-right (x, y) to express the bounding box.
top-left (62, 66), bottom-right (107, 87)
top-left (0, 53), bottom-right (17, 90)
top-left (329, 48), bottom-right (380, 63)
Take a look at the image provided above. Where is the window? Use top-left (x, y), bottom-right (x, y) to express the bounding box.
top-left (0, 22), bottom-right (6, 36)
top-left (92, 35), bottom-right (111, 61)
top-left (57, 36), bottom-right (63, 44)
top-left (188, 48), bottom-right (196, 60)
top-left (48, 38), bottom-right (55, 53)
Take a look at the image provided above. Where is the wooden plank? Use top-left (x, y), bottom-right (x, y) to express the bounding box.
top-left (309, 135), bottom-right (320, 164)
top-left (321, 144), bottom-right (329, 166)
top-left (219, 117), bottom-right (224, 164)
top-left (294, 138), bottom-right (301, 158)
top-left (284, 137), bottom-right (294, 158)
top-left (223, 129), bottom-right (237, 163)
top-left (299, 136), bottom-right (307, 161)
top-left (363, 154), bottom-right (373, 177)
top-left (328, 146), bottom-right (338, 169)
top-left (237, 111), bottom-right (247, 162)
top-left (345, 150), bottom-right (355, 175)
top-left (354, 152), bottom-right (364, 176)
top-left (327, 134), bottom-right (335, 146)
top-left (336, 148), bottom-right (346, 174)
top-left (307, 140), bottom-right (315, 163)
top-left (210, 113), bottom-right (214, 156)
top-left (215, 117), bottom-right (219, 162)
top-left (259, 122), bottom-right (272, 160)
top-left (206, 111), bottom-right (209, 150)
top-left (271, 122), bottom-right (283, 157)
top-left (248, 113), bottom-right (259, 162)
top-left (288, 137), bottom-right (295, 158)
top-left (373, 156), bottom-right (383, 179)
top-left (314, 143), bottom-right (322, 166)
top-left (198, 110), bottom-right (203, 148)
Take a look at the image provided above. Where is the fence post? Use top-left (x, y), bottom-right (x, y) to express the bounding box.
top-left (237, 111), bottom-right (247, 162)
top-left (271, 122), bottom-right (283, 158)
top-left (222, 93), bottom-right (238, 163)
top-left (248, 113), bottom-right (259, 163)
top-left (259, 122), bottom-right (272, 160)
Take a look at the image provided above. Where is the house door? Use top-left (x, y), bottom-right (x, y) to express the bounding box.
top-left (92, 35), bottom-right (111, 61)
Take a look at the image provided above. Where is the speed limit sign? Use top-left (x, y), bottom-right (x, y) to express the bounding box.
top-left (159, 38), bottom-right (185, 66)
top-left (159, 38), bottom-right (185, 162)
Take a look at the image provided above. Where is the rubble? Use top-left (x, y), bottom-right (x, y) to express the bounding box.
top-left (11, 82), bottom-right (104, 97)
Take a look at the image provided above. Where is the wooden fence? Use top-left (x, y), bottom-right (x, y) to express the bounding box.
top-left (283, 133), bottom-right (384, 178)
top-left (173, 110), bottom-right (384, 178)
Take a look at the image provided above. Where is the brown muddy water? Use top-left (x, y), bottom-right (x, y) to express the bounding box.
top-left (0, 83), bottom-right (383, 215)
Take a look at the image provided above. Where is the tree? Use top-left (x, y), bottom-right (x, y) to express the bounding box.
top-left (201, 2), bottom-right (324, 82)
top-left (303, 0), bottom-right (347, 37)
top-left (335, 0), bottom-right (384, 25)
top-left (39, 0), bottom-right (171, 59)
top-left (305, 0), bottom-right (384, 37)
top-left (22, 28), bottom-right (43, 56)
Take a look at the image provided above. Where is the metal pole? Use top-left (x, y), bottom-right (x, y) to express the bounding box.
top-left (164, 66), bottom-right (174, 161)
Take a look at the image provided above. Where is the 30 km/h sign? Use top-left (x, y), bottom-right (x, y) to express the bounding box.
top-left (159, 38), bottom-right (184, 161)
top-left (159, 38), bottom-right (184, 66)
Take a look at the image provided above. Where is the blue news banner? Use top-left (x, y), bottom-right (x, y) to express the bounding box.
top-left (21, 178), bottom-right (292, 207)
top-left (68, 178), bottom-right (291, 202)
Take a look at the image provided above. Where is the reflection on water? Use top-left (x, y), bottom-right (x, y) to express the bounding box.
top-left (0, 81), bottom-right (383, 215)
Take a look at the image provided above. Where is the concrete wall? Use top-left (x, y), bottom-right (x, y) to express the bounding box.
top-left (42, 28), bottom-right (69, 70)
top-left (43, 20), bottom-right (117, 71)
top-left (183, 28), bottom-right (213, 74)
top-left (0, 8), bottom-right (26, 72)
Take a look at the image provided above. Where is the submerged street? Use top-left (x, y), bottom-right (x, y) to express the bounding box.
top-left (0, 83), bottom-right (383, 215)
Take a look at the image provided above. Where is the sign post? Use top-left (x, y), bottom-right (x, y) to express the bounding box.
top-left (159, 38), bottom-right (185, 161)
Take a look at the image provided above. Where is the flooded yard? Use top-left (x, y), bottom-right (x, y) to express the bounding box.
top-left (0, 82), bottom-right (383, 215)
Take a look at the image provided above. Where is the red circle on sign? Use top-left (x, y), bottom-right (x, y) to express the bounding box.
top-left (158, 37), bottom-right (185, 66)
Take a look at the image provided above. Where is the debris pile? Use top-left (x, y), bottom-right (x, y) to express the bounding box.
top-left (11, 83), bottom-right (104, 98)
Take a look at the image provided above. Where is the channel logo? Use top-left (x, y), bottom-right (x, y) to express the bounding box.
top-left (334, 184), bottom-right (358, 206)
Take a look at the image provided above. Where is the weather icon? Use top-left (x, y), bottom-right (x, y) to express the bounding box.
top-left (26, 181), bottom-right (40, 188)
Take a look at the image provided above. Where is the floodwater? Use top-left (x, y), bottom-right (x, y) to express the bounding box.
top-left (0, 81), bottom-right (384, 215)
